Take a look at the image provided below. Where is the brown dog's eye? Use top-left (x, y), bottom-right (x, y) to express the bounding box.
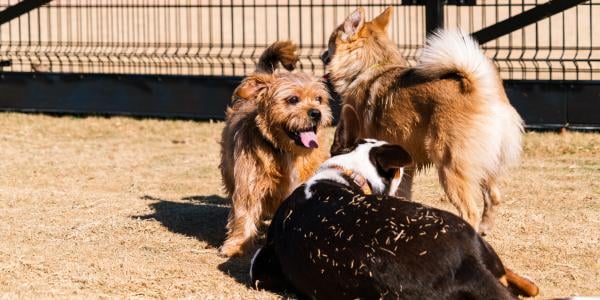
top-left (287, 96), bottom-right (299, 104)
top-left (315, 96), bottom-right (322, 103)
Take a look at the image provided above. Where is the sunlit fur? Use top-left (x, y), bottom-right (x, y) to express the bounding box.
top-left (325, 7), bottom-right (523, 233)
top-left (219, 41), bottom-right (332, 257)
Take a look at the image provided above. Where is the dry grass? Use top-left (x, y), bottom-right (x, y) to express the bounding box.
top-left (0, 113), bottom-right (598, 299)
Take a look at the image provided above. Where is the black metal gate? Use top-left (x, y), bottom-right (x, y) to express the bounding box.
top-left (0, 0), bottom-right (598, 129)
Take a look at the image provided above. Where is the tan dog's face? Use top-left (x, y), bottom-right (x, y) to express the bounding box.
top-left (236, 72), bottom-right (332, 151)
top-left (320, 7), bottom-right (393, 83)
top-left (321, 7), bottom-right (395, 155)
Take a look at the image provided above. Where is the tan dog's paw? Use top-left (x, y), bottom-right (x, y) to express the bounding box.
top-left (219, 243), bottom-right (244, 257)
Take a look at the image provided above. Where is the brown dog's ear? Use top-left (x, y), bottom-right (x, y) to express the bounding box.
top-left (341, 7), bottom-right (365, 42)
top-left (331, 105), bottom-right (361, 156)
top-left (233, 73), bottom-right (273, 101)
top-left (372, 7), bottom-right (393, 31)
top-left (369, 144), bottom-right (412, 176)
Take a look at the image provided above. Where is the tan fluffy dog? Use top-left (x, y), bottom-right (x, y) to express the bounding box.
top-left (322, 8), bottom-right (523, 234)
top-left (220, 41), bottom-right (332, 257)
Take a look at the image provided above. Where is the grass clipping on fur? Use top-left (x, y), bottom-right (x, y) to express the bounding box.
top-left (0, 113), bottom-right (598, 298)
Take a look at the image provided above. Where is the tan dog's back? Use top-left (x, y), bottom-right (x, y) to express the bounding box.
top-left (325, 8), bottom-right (523, 233)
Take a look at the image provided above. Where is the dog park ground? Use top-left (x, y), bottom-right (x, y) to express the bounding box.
top-left (0, 113), bottom-right (598, 298)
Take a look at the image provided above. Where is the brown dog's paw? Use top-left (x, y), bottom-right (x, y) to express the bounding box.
top-left (479, 215), bottom-right (495, 236)
top-left (478, 221), bottom-right (492, 236)
top-left (218, 243), bottom-right (244, 257)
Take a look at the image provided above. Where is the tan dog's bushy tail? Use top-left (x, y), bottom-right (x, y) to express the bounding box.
top-left (505, 268), bottom-right (539, 298)
top-left (256, 40), bottom-right (299, 73)
top-left (416, 28), bottom-right (524, 173)
top-left (415, 28), bottom-right (498, 99)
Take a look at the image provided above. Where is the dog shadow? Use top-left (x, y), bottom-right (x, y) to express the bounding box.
top-left (136, 194), bottom-right (229, 249)
top-left (135, 194), bottom-right (256, 286)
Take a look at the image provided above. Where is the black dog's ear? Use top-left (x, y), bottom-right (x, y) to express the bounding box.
top-left (331, 104), bottom-right (361, 156)
top-left (369, 144), bottom-right (412, 178)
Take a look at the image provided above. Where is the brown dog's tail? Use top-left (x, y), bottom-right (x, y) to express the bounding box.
top-left (415, 28), bottom-right (498, 98)
top-left (256, 40), bottom-right (299, 73)
top-left (505, 268), bottom-right (539, 298)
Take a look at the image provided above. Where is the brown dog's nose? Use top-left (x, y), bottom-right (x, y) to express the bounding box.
top-left (308, 109), bottom-right (321, 122)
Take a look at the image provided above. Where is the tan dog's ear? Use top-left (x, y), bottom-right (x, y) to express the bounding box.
top-left (233, 73), bottom-right (273, 101)
top-left (341, 8), bottom-right (365, 42)
top-left (372, 7), bottom-right (393, 31)
top-left (331, 104), bottom-right (361, 155)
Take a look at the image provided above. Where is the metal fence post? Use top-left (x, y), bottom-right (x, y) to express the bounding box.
top-left (426, 0), bottom-right (444, 34)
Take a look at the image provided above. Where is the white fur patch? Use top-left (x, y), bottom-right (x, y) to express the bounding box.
top-left (488, 101), bottom-right (524, 175)
top-left (304, 140), bottom-right (398, 198)
top-left (416, 28), bottom-right (498, 104)
top-left (304, 169), bottom-right (349, 198)
top-left (416, 28), bottom-right (524, 179)
top-left (388, 167), bottom-right (403, 196)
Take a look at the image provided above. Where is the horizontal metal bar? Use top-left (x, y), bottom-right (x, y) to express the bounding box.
top-left (472, 0), bottom-right (588, 44)
top-left (22, 4), bottom-right (398, 9)
top-left (402, 0), bottom-right (476, 6)
top-left (0, 73), bottom-right (597, 130)
top-left (0, 72), bottom-right (240, 119)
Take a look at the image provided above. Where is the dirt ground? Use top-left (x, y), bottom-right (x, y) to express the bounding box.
top-left (0, 113), bottom-right (598, 299)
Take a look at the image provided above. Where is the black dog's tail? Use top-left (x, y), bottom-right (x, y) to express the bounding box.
top-left (256, 40), bottom-right (299, 74)
top-left (505, 268), bottom-right (539, 298)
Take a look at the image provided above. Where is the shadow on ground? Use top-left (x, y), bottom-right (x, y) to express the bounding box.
top-left (136, 194), bottom-right (229, 249)
top-left (135, 194), bottom-right (256, 286)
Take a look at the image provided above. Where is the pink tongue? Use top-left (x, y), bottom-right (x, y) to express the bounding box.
top-left (299, 131), bottom-right (318, 148)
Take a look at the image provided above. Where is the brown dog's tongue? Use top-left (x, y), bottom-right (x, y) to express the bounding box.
top-left (299, 131), bottom-right (318, 148)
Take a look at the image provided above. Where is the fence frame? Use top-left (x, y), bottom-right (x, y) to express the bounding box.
top-left (0, 0), bottom-right (597, 129)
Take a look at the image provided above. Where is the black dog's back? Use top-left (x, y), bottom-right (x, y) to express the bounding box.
top-left (252, 180), bottom-right (515, 299)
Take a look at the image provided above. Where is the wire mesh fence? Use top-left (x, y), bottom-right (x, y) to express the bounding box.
top-left (0, 0), bottom-right (597, 80)
top-left (446, 0), bottom-right (600, 80)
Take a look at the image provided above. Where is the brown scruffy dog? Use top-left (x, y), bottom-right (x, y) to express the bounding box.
top-left (322, 7), bottom-right (524, 234)
top-left (219, 41), bottom-right (333, 257)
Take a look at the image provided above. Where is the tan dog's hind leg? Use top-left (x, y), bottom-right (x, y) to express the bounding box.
top-left (220, 156), bottom-right (267, 257)
top-left (438, 166), bottom-right (481, 229)
top-left (479, 178), bottom-right (501, 235)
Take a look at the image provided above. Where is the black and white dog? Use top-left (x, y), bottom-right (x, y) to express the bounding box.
top-left (250, 139), bottom-right (538, 299)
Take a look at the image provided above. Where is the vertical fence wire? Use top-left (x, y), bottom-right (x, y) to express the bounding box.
top-left (0, 0), bottom-right (596, 80)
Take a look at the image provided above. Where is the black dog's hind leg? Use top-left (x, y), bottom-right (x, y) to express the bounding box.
top-left (449, 255), bottom-right (516, 300)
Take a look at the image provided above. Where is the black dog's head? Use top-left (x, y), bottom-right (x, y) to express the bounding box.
top-left (314, 138), bottom-right (412, 196)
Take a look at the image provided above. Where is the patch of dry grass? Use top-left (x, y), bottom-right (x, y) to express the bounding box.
top-left (0, 113), bottom-right (598, 298)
